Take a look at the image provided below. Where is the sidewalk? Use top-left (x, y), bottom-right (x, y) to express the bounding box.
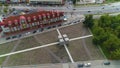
top-left (2, 60), bottom-right (120, 68)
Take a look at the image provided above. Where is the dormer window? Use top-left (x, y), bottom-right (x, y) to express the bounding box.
top-left (39, 15), bottom-right (41, 20)
top-left (57, 12), bottom-right (59, 16)
top-left (8, 21), bottom-right (12, 26)
top-left (14, 20), bottom-right (18, 25)
top-left (33, 16), bottom-right (36, 21)
top-left (21, 19), bottom-right (25, 24)
top-left (27, 17), bottom-right (31, 22)
top-left (47, 13), bottom-right (50, 18)
top-left (20, 16), bottom-right (26, 24)
top-left (52, 13), bottom-right (55, 18)
top-left (43, 14), bottom-right (46, 19)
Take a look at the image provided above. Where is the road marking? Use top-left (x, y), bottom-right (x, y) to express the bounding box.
top-left (0, 42), bottom-right (59, 58)
top-left (69, 35), bottom-right (93, 41)
top-left (56, 28), bottom-right (74, 63)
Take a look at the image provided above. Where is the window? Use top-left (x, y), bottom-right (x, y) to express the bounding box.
top-left (33, 16), bottom-right (36, 21)
top-left (43, 14), bottom-right (46, 19)
top-left (21, 19), bottom-right (25, 24)
top-left (28, 17), bottom-right (31, 22)
top-left (57, 12), bottom-right (59, 16)
top-left (52, 14), bottom-right (55, 17)
top-left (47, 13), bottom-right (50, 18)
top-left (39, 15), bottom-right (41, 20)
top-left (14, 20), bottom-right (18, 25)
top-left (8, 21), bottom-right (12, 26)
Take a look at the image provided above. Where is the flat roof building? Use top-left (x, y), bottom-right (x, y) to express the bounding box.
top-left (29, 0), bottom-right (64, 5)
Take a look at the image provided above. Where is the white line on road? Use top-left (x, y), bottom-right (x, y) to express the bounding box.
top-left (69, 35), bottom-right (93, 41)
top-left (0, 42), bottom-right (59, 58)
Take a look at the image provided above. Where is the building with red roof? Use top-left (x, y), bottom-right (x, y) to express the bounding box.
top-left (0, 10), bottom-right (64, 36)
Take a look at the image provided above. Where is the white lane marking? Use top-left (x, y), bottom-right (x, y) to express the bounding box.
top-left (69, 35), bottom-right (93, 41)
top-left (0, 42), bottom-right (59, 58)
top-left (56, 28), bottom-right (74, 63)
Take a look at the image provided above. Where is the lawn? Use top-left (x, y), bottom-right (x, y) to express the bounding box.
top-left (105, 0), bottom-right (120, 3)
top-left (68, 37), bottom-right (104, 62)
top-left (14, 36), bottom-right (40, 51)
top-left (0, 40), bottom-right (18, 65)
top-left (3, 45), bottom-right (70, 66)
top-left (34, 30), bottom-right (58, 45)
top-left (59, 23), bottom-right (91, 39)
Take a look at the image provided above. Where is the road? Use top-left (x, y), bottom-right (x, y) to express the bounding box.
top-left (8, 2), bottom-right (120, 15)
top-left (2, 60), bottom-right (120, 68)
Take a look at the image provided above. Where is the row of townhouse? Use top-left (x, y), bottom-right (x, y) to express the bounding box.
top-left (0, 10), bottom-right (65, 36)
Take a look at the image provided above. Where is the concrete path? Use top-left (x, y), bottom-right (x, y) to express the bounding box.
top-left (2, 60), bottom-right (120, 68)
top-left (56, 29), bottom-right (74, 63)
top-left (2, 40), bottom-right (21, 66)
top-left (0, 42), bottom-right (59, 58)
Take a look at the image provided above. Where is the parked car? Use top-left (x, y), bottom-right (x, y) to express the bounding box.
top-left (33, 30), bottom-right (37, 34)
top-left (77, 63), bottom-right (84, 68)
top-left (84, 63), bottom-right (91, 67)
top-left (88, 11), bottom-right (91, 12)
top-left (6, 37), bottom-right (11, 40)
top-left (12, 36), bottom-right (17, 39)
top-left (104, 61), bottom-right (110, 65)
top-left (18, 34), bottom-right (22, 38)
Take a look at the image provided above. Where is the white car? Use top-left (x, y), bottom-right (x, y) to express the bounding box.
top-left (84, 63), bottom-right (91, 67)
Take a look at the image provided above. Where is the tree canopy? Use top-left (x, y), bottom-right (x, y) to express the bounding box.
top-left (88, 14), bottom-right (120, 59)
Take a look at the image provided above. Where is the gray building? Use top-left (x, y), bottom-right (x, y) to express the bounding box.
top-left (29, 0), bottom-right (64, 5)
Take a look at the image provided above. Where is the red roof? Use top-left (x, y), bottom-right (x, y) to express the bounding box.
top-left (0, 11), bottom-right (64, 27)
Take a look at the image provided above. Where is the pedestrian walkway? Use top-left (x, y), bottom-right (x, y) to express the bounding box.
top-left (2, 60), bottom-right (120, 68)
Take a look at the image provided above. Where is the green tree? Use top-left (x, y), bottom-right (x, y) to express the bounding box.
top-left (115, 26), bottom-right (120, 38)
top-left (111, 48), bottom-right (120, 59)
top-left (98, 14), bottom-right (111, 28)
top-left (92, 27), bottom-right (108, 45)
top-left (83, 14), bottom-right (94, 28)
top-left (3, 8), bottom-right (8, 14)
top-left (103, 34), bottom-right (120, 52)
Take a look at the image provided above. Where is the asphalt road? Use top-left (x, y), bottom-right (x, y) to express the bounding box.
top-left (9, 2), bottom-right (120, 15)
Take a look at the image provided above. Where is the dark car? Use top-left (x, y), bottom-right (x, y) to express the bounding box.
top-left (6, 37), bottom-right (11, 40)
top-left (102, 7), bottom-right (104, 9)
top-left (88, 11), bottom-right (91, 12)
top-left (18, 34), bottom-right (22, 38)
top-left (73, 8), bottom-right (76, 10)
top-left (33, 30), bottom-right (37, 34)
top-left (12, 36), bottom-right (17, 39)
top-left (104, 61), bottom-right (110, 65)
top-left (78, 64), bottom-right (84, 68)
